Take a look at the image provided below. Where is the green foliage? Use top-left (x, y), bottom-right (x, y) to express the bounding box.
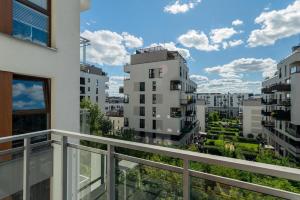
top-left (80, 98), bottom-right (114, 140)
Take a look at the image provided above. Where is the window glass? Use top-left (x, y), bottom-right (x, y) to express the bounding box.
top-left (13, 0), bottom-right (49, 46)
top-left (28, 0), bottom-right (48, 9)
top-left (13, 79), bottom-right (46, 111)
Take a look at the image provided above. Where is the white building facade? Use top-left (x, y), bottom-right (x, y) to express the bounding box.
top-left (242, 99), bottom-right (262, 138)
top-left (196, 93), bottom-right (257, 118)
top-left (80, 64), bottom-right (109, 112)
top-left (262, 45), bottom-right (300, 160)
top-left (124, 47), bottom-right (198, 145)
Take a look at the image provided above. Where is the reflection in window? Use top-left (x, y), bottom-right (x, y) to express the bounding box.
top-left (13, 0), bottom-right (49, 46)
top-left (13, 79), bottom-right (46, 111)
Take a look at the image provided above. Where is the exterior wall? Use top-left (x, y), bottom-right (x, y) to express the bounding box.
top-left (0, 0), bottom-right (85, 199)
top-left (124, 48), bottom-right (197, 145)
top-left (109, 116), bottom-right (124, 131)
top-left (196, 100), bottom-right (206, 133)
top-left (80, 71), bottom-right (109, 112)
top-left (0, 0), bottom-right (81, 132)
top-left (262, 47), bottom-right (300, 159)
top-left (242, 100), bottom-right (262, 137)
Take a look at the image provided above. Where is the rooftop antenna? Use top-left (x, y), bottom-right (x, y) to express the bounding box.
top-left (80, 36), bottom-right (91, 64)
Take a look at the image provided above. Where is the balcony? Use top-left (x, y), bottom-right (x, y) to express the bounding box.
top-left (261, 99), bottom-right (277, 105)
top-left (272, 110), bottom-right (291, 121)
top-left (170, 80), bottom-right (181, 91)
top-left (271, 83), bottom-right (291, 92)
top-left (261, 87), bottom-right (273, 94)
top-left (0, 130), bottom-right (300, 200)
top-left (185, 110), bottom-right (196, 117)
top-left (180, 98), bottom-right (196, 105)
top-left (278, 99), bottom-right (291, 107)
top-left (287, 124), bottom-right (300, 138)
top-left (261, 110), bottom-right (272, 116)
top-left (261, 120), bottom-right (275, 127)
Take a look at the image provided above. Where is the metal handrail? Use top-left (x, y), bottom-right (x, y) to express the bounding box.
top-left (1, 129), bottom-right (300, 200)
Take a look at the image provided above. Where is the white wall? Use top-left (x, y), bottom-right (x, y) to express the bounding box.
top-left (243, 105), bottom-right (262, 137)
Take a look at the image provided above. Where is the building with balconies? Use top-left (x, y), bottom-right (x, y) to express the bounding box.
top-left (80, 64), bottom-right (109, 112)
top-left (196, 93), bottom-right (258, 118)
top-left (0, 0), bottom-right (90, 199)
top-left (123, 46), bottom-right (198, 145)
top-left (242, 99), bottom-right (262, 138)
top-left (261, 44), bottom-right (300, 160)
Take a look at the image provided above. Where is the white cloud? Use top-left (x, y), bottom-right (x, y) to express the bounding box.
top-left (248, 0), bottom-right (300, 47)
top-left (190, 74), bottom-right (209, 83)
top-left (222, 40), bottom-right (244, 49)
top-left (149, 42), bottom-right (191, 59)
top-left (205, 58), bottom-right (277, 78)
top-left (13, 83), bottom-right (44, 101)
top-left (196, 78), bottom-right (261, 93)
top-left (81, 30), bottom-right (143, 66)
top-left (122, 32), bottom-right (143, 49)
top-left (210, 27), bottom-right (237, 44)
top-left (178, 30), bottom-right (219, 52)
top-left (232, 19), bottom-right (243, 26)
top-left (164, 0), bottom-right (201, 14)
top-left (107, 76), bottom-right (126, 96)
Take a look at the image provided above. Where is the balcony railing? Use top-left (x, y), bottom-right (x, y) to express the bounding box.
top-left (271, 83), bottom-right (291, 92)
top-left (261, 120), bottom-right (275, 127)
top-left (272, 110), bottom-right (291, 121)
top-left (261, 87), bottom-right (273, 94)
top-left (262, 99), bottom-right (277, 105)
top-left (1, 130), bottom-right (300, 200)
top-left (261, 110), bottom-right (272, 116)
top-left (278, 99), bottom-right (291, 107)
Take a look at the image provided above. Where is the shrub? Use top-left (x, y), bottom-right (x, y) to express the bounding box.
top-left (247, 134), bottom-right (254, 139)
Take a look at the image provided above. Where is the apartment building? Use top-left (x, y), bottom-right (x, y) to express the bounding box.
top-left (0, 0), bottom-right (90, 199)
top-left (242, 99), bottom-right (262, 138)
top-left (196, 93), bottom-right (256, 118)
top-left (262, 44), bottom-right (300, 160)
top-left (196, 99), bottom-right (207, 133)
top-left (80, 64), bottom-right (109, 112)
top-left (105, 97), bottom-right (124, 131)
top-left (123, 46), bottom-right (198, 145)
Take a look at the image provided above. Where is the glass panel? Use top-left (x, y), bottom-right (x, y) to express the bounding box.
top-left (190, 176), bottom-right (285, 200)
top-left (29, 145), bottom-right (53, 200)
top-left (13, 79), bottom-right (46, 111)
top-left (116, 159), bottom-right (183, 199)
top-left (13, 0), bottom-right (49, 46)
top-left (28, 0), bottom-right (48, 10)
top-left (67, 147), bottom-right (107, 200)
top-left (0, 149), bottom-right (24, 200)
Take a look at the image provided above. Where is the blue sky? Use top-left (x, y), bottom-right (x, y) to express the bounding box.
top-left (80, 0), bottom-right (300, 95)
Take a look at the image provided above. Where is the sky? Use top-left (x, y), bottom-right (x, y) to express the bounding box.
top-left (80, 0), bottom-right (300, 96)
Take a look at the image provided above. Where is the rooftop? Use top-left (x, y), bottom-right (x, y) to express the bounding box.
top-left (80, 63), bottom-right (107, 76)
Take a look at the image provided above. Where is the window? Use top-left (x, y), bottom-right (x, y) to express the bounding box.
top-left (140, 82), bottom-right (145, 91)
top-left (96, 80), bottom-right (99, 86)
top-left (170, 80), bottom-right (181, 90)
top-left (140, 119), bottom-right (145, 129)
top-left (153, 120), bottom-right (156, 130)
top-left (291, 66), bottom-right (300, 74)
top-left (12, 0), bottom-right (50, 46)
top-left (159, 68), bottom-right (163, 78)
top-left (140, 94), bottom-right (145, 104)
top-left (152, 94), bottom-right (157, 104)
top-left (170, 108), bottom-right (181, 118)
top-left (80, 77), bottom-right (85, 85)
top-left (152, 107), bottom-right (156, 117)
top-left (180, 67), bottom-right (182, 77)
top-left (96, 88), bottom-right (99, 94)
top-left (12, 76), bottom-right (50, 147)
top-left (80, 87), bottom-right (85, 94)
top-left (88, 87), bottom-right (90, 92)
top-left (124, 94), bottom-right (129, 103)
top-left (152, 81), bottom-right (156, 91)
top-left (124, 118), bottom-right (129, 127)
top-left (88, 78), bottom-right (90, 83)
top-left (140, 107), bottom-right (145, 116)
top-left (96, 96), bottom-right (98, 102)
top-left (149, 69), bottom-right (155, 78)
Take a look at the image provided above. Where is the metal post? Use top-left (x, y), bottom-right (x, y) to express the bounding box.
top-left (183, 159), bottom-right (190, 200)
top-left (107, 145), bottom-right (115, 200)
top-left (23, 138), bottom-right (31, 200)
top-left (61, 136), bottom-right (68, 200)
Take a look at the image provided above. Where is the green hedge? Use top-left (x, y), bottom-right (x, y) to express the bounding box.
top-left (238, 137), bottom-right (258, 144)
